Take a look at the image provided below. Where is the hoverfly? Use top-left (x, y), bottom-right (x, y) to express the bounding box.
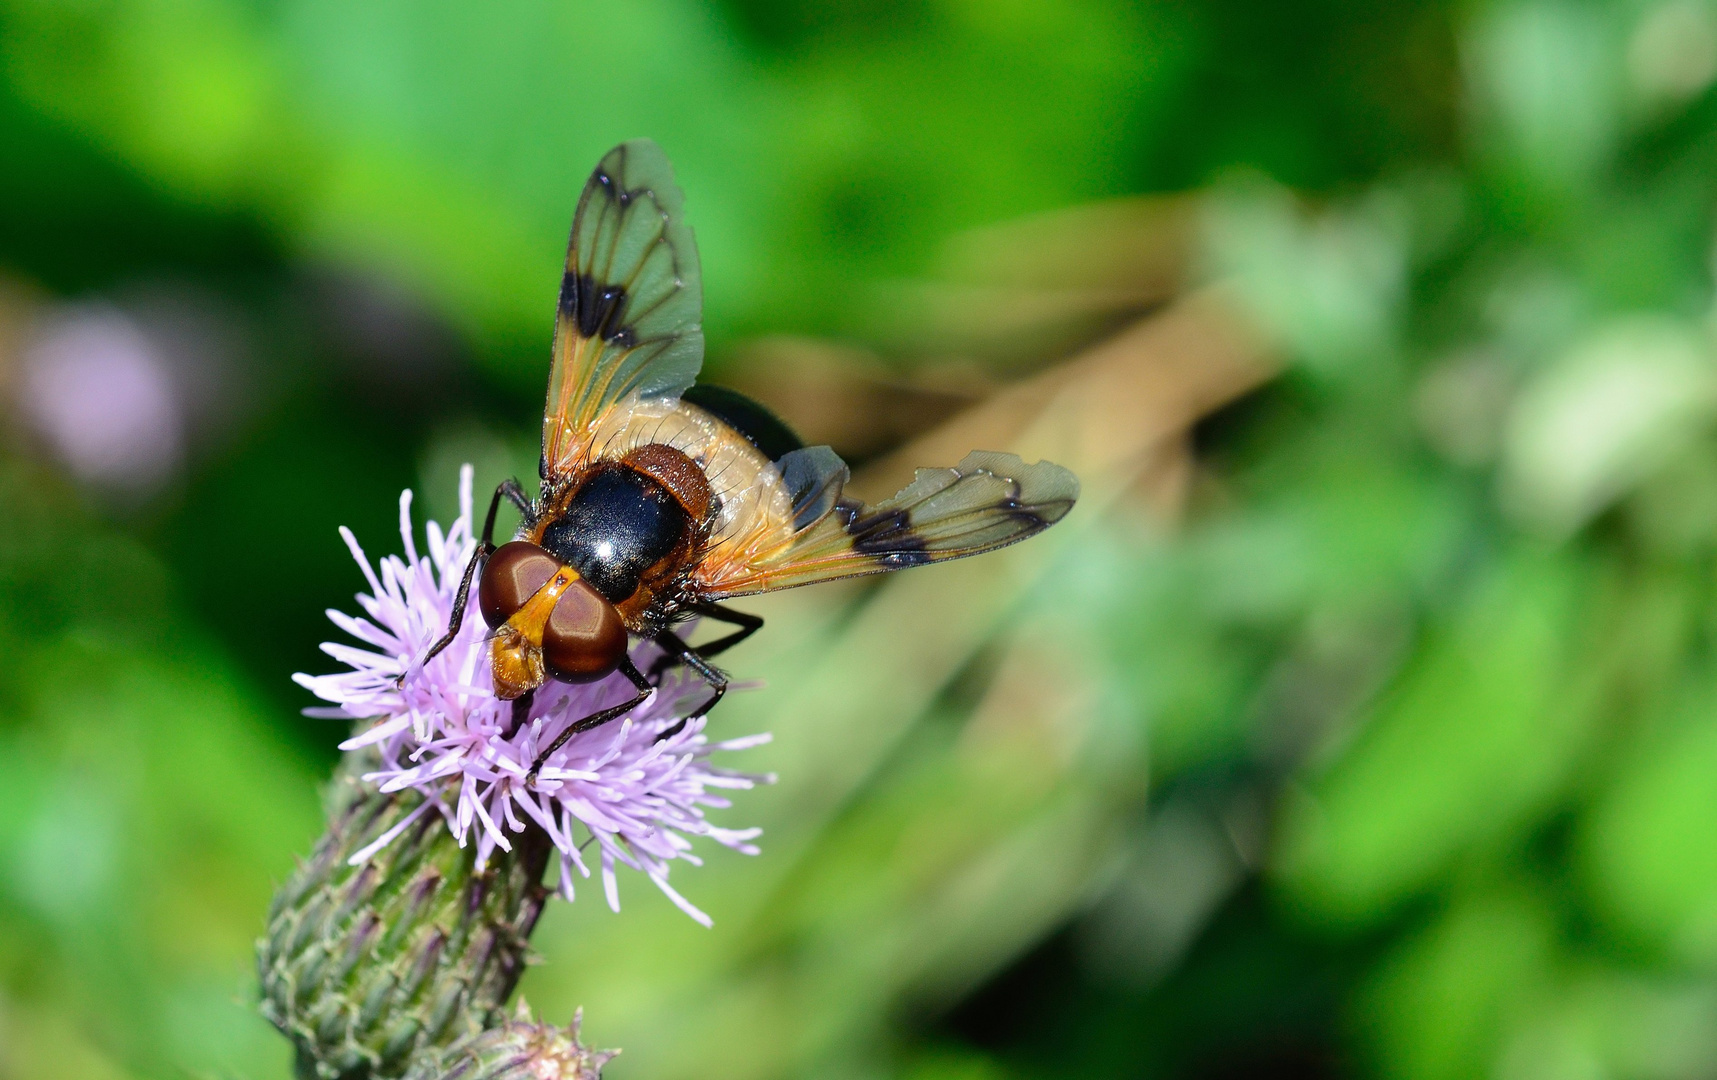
top-left (408, 140), bottom-right (1079, 781)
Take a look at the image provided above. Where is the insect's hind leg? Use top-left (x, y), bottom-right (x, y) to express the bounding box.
top-left (649, 631), bottom-right (729, 742)
top-left (526, 657), bottom-right (653, 783)
top-left (646, 601), bottom-right (762, 681)
top-left (397, 478), bottom-right (532, 686)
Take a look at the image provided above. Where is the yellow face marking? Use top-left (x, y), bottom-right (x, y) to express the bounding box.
top-left (489, 565), bottom-right (580, 700)
top-left (504, 565), bottom-right (580, 646)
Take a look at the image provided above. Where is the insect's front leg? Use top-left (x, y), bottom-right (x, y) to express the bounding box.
top-left (526, 656), bottom-right (653, 784)
top-left (396, 478), bottom-right (531, 687)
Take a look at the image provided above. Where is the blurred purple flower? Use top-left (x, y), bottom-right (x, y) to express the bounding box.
top-left (19, 306), bottom-right (183, 492)
top-left (296, 465), bottom-right (771, 926)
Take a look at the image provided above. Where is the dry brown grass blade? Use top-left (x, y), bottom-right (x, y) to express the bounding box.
top-left (865, 195), bottom-right (1200, 359)
top-left (852, 286), bottom-right (1279, 506)
top-left (935, 194), bottom-right (1198, 295)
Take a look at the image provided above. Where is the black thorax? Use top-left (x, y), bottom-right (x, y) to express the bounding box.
top-left (541, 463), bottom-right (690, 604)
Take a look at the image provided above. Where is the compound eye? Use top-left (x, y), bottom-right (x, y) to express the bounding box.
top-left (542, 578), bottom-right (627, 683)
top-left (478, 541), bottom-right (559, 629)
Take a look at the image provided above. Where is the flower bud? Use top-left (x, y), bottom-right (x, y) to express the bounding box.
top-left (403, 1001), bottom-right (615, 1080)
top-left (259, 752), bottom-right (551, 1078)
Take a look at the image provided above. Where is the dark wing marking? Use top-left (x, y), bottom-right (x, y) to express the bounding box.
top-left (694, 450), bottom-right (1078, 597)
top-left (542, 139), bottom-right (703, 475)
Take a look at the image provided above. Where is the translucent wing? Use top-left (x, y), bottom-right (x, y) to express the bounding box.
top-left (695, 449), bottom-right (1079, 597)
top-left (542, 140), bottom-right (704, 476)
top-left (681, 383), bottom-right (805, 462)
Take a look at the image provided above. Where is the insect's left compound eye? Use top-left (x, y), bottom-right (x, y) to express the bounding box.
top-left (479, 541), bottom-right (560, 628)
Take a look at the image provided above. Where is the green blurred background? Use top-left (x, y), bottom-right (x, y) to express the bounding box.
top-left (6, 0), bottom-right (1717, 1077)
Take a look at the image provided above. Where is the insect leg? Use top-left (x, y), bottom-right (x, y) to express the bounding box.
top-left (501, 687), bottom-right (536, 740)
top-left (680, 601), bottom-right (763, 660)
top-left (647, 601), bottom-right (763, 680)
top-left (399, 478), bottom-right (531, 685)
top-left (650, 631), bottom-right (728, 742)
top-left (485, 477), bottom-right (534, 538)
top-left (527, 656), bottom-right (653, 784)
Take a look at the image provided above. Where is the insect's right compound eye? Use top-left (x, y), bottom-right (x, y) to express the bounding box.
top-left (479, 541), bottom-right (560, 628)
top-left (540, 578), bottom-right (626, 683)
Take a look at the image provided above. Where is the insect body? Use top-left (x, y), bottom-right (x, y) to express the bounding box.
top-left (408, 139), bottom-right (1080, 780)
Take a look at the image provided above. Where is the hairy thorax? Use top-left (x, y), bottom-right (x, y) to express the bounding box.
top-left (532, 443), bottom-right (715, 630)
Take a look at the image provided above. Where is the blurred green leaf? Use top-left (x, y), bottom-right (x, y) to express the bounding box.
top-left (1354, 884), bottom-right (1555, 1080)
top-left (1273, 547), bottom-right (1588, 927)
top-left (1501, 316), bottom-right (1717, 535)
top-left (1467, 1), bottom-right (1622, 212)
top-left (1579, 677), bottom-right (1717, 968)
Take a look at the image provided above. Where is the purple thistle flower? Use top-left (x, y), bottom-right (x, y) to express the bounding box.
top-left (294, 465), bottom-right (771, 926)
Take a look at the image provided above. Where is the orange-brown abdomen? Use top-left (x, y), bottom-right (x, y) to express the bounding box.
top-left (620, 443), bottom-right (712, 522)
